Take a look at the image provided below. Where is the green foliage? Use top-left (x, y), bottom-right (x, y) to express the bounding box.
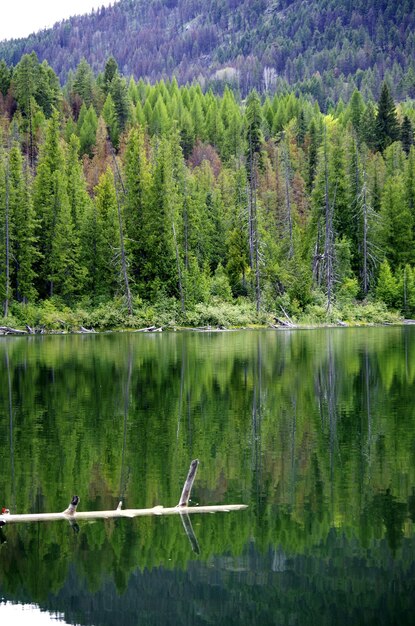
top-left (376, 82), bottom-right (400, 152)
top-left (375, 259), bottom-right (399, 307)
top-left (0, 61), bottom-right (414, 323)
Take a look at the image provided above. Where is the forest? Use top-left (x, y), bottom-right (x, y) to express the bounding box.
top-left (0, 51), bottom-right (415, 329)
top-left (0, 0), bottom-right (415, 105)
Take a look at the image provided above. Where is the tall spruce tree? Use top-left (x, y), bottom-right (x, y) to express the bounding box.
top-left (375, 82), bottom-right (400, 152)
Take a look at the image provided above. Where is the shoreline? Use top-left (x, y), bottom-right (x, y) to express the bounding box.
top-left (1, 319), bottom-right (413, 337)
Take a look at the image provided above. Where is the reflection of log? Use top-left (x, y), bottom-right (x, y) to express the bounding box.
top-left (0, 460), bottom-right (247, 526)
top-left (180, 513), bottom-right (200, 555)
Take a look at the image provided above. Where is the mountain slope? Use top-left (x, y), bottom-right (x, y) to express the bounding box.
top-left (0, 0), bottom-right (415, 100)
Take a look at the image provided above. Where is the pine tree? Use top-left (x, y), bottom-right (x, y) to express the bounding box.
top-left (79, 105), bottom-right (98, 157)
top-left (93, 168), bottom-right (121, 298)
top-left (103, 56), bottom-right (119, 94)
top-left (375, 82), bottom-right (400, 152)
top-left (360, 101), bottom-right (377, 150)
top-left (72, 58), bottom-right (95, 110)
top-left (110, 74), bottom-right (130, 137)
top-left (102, 93), bottom-right (119, 148)
top-left (33, 110), bottom-right (66, 297)
top-left (48, 171), bottom-right (83, 300)
top-left (375, 259), bottom-right (398, 307)
top-left (124, 126), bottom-right (151, 286)
top-left (401, 115), bottom-right (414, 156)
top-left (380, 174), bottom-right (413, 268)
top-left (347, 89), bottom-right (365, 139)
top-left (66, 134), bottom-right (91, 293)
top-left (9, 145), bottom-right (38, 303)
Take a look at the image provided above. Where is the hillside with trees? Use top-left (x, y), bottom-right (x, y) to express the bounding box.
top-left (0, 0), bottom-right (415, 104)
top-left (0, 52), bottom-right (414, 329)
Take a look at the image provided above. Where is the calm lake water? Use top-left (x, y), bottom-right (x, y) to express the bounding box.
top-left (0, 328), bottom-right (414, 625)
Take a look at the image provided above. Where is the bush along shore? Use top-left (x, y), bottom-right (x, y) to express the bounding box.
top-left (0, 296), bottom-right (405, 335)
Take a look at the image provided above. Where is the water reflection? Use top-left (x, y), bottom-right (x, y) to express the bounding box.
top-left (0, 328), bottom-right (414, 624)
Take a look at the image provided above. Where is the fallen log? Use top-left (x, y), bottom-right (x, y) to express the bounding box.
top-left (0, 460), bottom-right (247, 526)
top-left (135, 326), bottom-right (163, 332)
top-left (0, 326), bottom-right (28, 335)
top-left (273, 317), bottom-right (295, 328)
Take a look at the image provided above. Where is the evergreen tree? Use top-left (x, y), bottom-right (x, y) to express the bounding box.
top-left (380, 174), bottom-right (413, 268)
top-left (48, 171), bottom-right (82, 300)
top-left (124, 126), bottom-right (151, 285)
top-left (93, 168), bottom-right (121, 298)
top-left (375, 82), bottom-right (400, 151)
top-left (103, 56), bottom-right (119, 94)
top-left (102, 93), bottom-right (119, 148)
top-left (109, 74), bottom-right (130, 138)
top-left (375, 259), bottom-right (399, 307)
top-left (401, 115), bottom-right (414, 156)
top-left (72, 58), bottom-right (95, 110)
top-left (0, 60), bottom-right (12, 97)
top-left (32, 110), bottom-right (66, 296)
top-left (8, 145), bottom-right (38, 303)
top-left (79, 105), bottom-right (98, 157)
top-left (360, 101), bottom-right (377, 150)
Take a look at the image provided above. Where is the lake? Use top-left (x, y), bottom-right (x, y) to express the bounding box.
top-left (0, 328), bottom-right (414, 625)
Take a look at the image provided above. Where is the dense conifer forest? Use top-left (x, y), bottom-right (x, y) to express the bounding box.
top-left (0, 51), bottom-right (414, 329)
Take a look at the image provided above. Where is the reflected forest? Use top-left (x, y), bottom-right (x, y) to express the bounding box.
top-left (0, 329), bottom-right (414, 624)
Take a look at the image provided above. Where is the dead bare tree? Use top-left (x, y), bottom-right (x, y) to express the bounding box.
top-left (108, 139), bottom-right (133, 316)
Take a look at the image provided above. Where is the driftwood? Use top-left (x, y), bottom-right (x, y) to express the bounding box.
top-left (135, 326), bottom-right (163, 333)
top-left (272, 317), bottom-right (296, 328)
top-left (336, 319), bottom-right (348, 327)
top-left (79, 326), bottom-right (96, 334)
top-left (0, 326), bottom-right (27, 336)
top-left (0, 460), bottom-right (247, 527)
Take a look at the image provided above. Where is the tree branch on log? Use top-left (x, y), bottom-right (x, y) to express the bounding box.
top-left (0, 460), bottom-right (247, 526)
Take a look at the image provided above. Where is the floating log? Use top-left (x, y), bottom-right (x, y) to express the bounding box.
top-left (0, 460), bottom-right (247, 526)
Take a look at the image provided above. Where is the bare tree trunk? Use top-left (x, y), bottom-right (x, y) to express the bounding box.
top-left (109, 142), bottom-right (132, 315)
top-left (253, 163), bottom-right (261, 313)
top-left (324, 127), bottom-right (334, 312)
top-left (113, 176), bottom-right (133, 316)
top-left (248, 143), bottom-right (255, 271)
top-left (172, 220), bottom-right (185, 313)
top-left (362, 167), bottom-right (369, 296)
top-left (283, 134), bottom-right (294, 259)
top-left (4, 151), bottom-right (10, 317)
top-left (28, 97), bottom-right (34, 169)
top-left (362, 165), bottom-right (369, 296)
